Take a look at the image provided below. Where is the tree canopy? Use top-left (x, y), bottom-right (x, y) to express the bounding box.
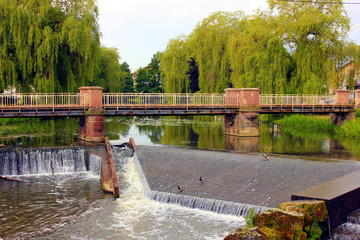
top-left (135, 52), bottom-right (162, 93)
top-left (160, 0), bottom-right (359, 94)
top-left (0, 0), bottom-right (100, 92)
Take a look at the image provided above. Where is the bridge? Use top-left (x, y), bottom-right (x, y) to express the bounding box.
top-left (0, 87), bottom-right (359, 142)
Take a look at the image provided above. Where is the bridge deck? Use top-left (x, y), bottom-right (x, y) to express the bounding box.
top-left (0, 103), bottom-right (353, 117)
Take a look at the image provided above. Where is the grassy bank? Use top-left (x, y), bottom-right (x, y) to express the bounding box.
top-left (274, 110), bottom-right (360, 139)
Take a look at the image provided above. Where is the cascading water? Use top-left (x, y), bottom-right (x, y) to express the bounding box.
top-left (0, 148), bottom-right (86, 175)
top-left (149, 191), bottom-right (267, 217)
top-left (0, 147), bottom-right (108, 240)
top-left (332, 209), bottom-right (360, 239)
top-left (39, 146), bottom-right (247, 240)
top-left (0, 148), bottom-right (104, 176)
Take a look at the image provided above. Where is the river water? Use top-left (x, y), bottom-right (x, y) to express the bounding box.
top-left (1, 116), bottom-right (360, 239)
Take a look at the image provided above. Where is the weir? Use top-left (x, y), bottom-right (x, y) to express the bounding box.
top-left (0, 146), bottom-right (120, 198)
top-left (0, 148), bottom-right (88, 175)
top-left (131, 142), bottom-right (267, 217)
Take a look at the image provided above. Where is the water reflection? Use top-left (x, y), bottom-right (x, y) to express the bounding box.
top-left (0, 116), bottom-right (359, 160)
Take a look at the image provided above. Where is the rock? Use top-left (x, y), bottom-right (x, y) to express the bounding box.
top-left (223, 227), bottom-right (267, 240)
top-left (257, 227), bottom-right (285, 240)
top-left (278, 205), bottom-right (313, 223)
top-left (254, 208), bottom-right (305, 240)
top-left (278, 200), bottom-right (328, 222)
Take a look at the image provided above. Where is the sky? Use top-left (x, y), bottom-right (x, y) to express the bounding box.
top-left (97, 0), bottom-right (360, 71)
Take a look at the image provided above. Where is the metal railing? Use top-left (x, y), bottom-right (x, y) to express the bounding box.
top-left (0, 93), bottom-right (87, 107)
top-left (259, 94), bottom-right (339, 105)
top-left (102, 93), bottom-right (229, 106)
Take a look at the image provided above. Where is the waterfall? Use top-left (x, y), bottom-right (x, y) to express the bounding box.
top-left (87, 154), bottom-right (102, 175)
top-left (148, 190), bottom-right (267, 217)
top-left (131, 152), bottom-right (267, 217)
top-left (0, 148), bottom-right (87, 175)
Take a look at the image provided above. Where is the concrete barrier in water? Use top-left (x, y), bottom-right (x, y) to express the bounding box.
top-left (101, 137), bottom-right (119, 198)
top-left (291, 171), bottom-right (360, 230)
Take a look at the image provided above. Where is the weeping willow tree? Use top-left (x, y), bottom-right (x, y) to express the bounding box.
top-left (228, 13), bottom-right (293, 94)
top-left (93, 46), bottom-right (124, 92)
top-left (267, 0), bottom-right (351, 94)
top-left (191, 11), bottom-right (245, 93)
top-left (159, 35), bottom-right (191, 93)
top-left (0, 0), bottom-right (100, 92)
top-left (160, 0), bottom-right (357, 94)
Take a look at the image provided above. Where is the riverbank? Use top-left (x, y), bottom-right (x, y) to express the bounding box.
top-left (136, 145), bottom-right (360, 208)
top-left (273, 112), bottom-right (360, 139)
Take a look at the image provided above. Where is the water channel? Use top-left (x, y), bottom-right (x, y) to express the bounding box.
top-left (1, 116), bottom-right (360, 239)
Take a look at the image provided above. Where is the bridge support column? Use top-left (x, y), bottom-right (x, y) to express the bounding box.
top-left (355, 90), bottom-right (360, 109)
top-left (224, 88), bottom-right (260, 137)
top-left (335, 90), bottom-right (350, 105)
top-left (78, 87), bottom-right (105, 143)
top-left (330, 90), bottom-right (354, 126)
top-left (330, 112), bottom-right (355, 126)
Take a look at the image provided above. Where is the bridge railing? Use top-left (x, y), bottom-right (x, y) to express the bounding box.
top-left (102, 93), bottom-right (229, 106)
top-left (259, 94), bottom-right (338, 105)
top-left (0, 93), bottom-right (87, 107)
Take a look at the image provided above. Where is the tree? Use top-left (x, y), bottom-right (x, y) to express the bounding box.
top-left (120, 62), bottom-right (134, 92)
top-left (186, 57), bottom-right (200, 93)
top-left (135, 53), bottom-right (162, 93)
top-left (228, 13), bottom-right (293, 94)
top-left (191, 11), bottom-right (245, 93)
top-left (267, 0), bottom-right (351, 93)
top-left (160, 35), bottom-right (190, 93)
top-left (0, 0), bottom-right (100, 92)
top-left (93, 46), bottom-right (123, 92)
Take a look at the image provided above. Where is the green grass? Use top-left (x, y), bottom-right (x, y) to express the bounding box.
top-left (275, 115), bottom-right (336, 132)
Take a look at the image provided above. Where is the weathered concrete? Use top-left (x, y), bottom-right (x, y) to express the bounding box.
top-left (101, 137), bottom-right (119, 197)
top-left (136, 145), bottom-right (360, 208)
top-left (292, 171), bottom-right (360, 229)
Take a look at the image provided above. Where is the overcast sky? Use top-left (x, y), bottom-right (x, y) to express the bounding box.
top-left (97, 0), bottom-right (360, 71)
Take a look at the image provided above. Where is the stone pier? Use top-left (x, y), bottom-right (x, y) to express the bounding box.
top-left (330, 90), bottom-right (355, 126)
top-left (223, 88), bottom-right (260, 137)
top-left (78, 86), bottom-right (105, 142)
top-left (355, 90), bottom-right (360, 109)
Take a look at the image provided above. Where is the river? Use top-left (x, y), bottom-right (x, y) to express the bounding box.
top-left (1, 116), bottom-right (360, 239)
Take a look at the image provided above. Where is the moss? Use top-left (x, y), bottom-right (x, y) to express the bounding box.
top-left (245, 208), bottom-right (255, 228)
top-left (308, 219), bottom-right (322, 240)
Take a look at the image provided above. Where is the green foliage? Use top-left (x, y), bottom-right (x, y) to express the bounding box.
top-left (258, 114), bottom-right (284, 123)
top-left (308, 219), bottom-right (322, 240)
top-left (160, 1), bottom-right (356, 94)
top-left (120, 62), bottom-right (135, 92)
top-left (276, 115), bottom-right (335, 132)
top-left (0, 0), bottom-right (100, 92)
top-left (93, 46), bottom-right (124, 92)
top-left (337, 118), bottom-right (360, 138)
top-left (245, 208), bottom-right (255, 228)
top-left (356, 109), bottom-right (360, 118)
top-left (135, 52), bottom-right (162, 93)
top-left (160, 36), bottom-right (191, 93)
